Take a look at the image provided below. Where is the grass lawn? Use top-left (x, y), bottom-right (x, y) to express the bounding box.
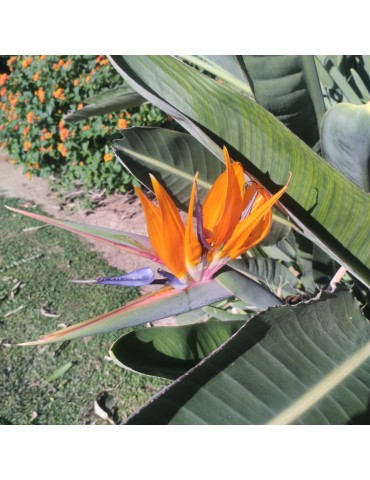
top-left (0, 197), bottom-right (168, 424)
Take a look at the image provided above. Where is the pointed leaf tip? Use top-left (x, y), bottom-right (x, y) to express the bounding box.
top-left (96, 267), bottom-right (156, 287)
top-left (6, 205), bottom-right (159, 262)
top-left (15, 278), bottom-right (231, 345)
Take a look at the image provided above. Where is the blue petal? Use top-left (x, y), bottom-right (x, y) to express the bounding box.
top-left (96, 267), bottom-right (155, 287)
top-left (157, 269), bottom-right (186, 289)
top-left (195, 182), bottom-right (212, 251)
top-left (241, 191), bottom-right (258, 220)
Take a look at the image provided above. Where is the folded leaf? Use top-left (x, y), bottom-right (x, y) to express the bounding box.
top-left (110, 320), bottom-right (246, 379)
top-left (64, 85), bottom-right (144, 123)
top-left (240, 55), bottom-right (325, 150)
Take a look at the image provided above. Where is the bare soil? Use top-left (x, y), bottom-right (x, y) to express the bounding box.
top-left (0, 151), bottom-right (157, 287)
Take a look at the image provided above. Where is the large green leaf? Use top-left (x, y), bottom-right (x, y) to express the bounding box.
top-left (113, 127), bottom-right (224, 208)
top-left (240, 55), bottom-right (326, 150)
top-left (109, 56), bottom-right (370, 287)
top-left (125, 289), bottom-right (370, 425)
top-left (64, 85), bottom-right (144, 123)
top-left (108, 56), bottom-right (225, 163)
top-left (110, 320), bottom-right (245, 380)
top-left (228, 258), bottom-right (299, 298)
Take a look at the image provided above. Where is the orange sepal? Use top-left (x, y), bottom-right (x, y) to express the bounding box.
top-left (135, 184), bottom-right (186, 280)
top-left (202, 147), bottom-right (244, 248)
top-left (134, 186), bottom-right (162, 243)
top-left (220, 175), bottom-right (291, 260)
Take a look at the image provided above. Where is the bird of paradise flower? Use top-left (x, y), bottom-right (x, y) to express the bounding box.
top-left (6, 147), bottom-right (290, 345)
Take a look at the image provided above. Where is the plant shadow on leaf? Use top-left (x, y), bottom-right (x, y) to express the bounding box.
top-left (124, 316), bottom-right (271, 424)
top-left (112, 320), bottom-right (246, 380)
top-left (348, 398), bottom-right (370, 424)
top-left (116, 333), bottom-right (202, 380)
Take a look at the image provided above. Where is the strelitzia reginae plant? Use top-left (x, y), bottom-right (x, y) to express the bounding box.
top-left (7, 146), bottom-right (290, 345)
top-left (8, 55), bottom-right (370, 425)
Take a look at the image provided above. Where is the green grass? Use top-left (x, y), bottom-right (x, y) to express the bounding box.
top-left (0, 197), bottom-right (168, 424)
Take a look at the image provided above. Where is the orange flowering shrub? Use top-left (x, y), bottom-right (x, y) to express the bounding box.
top-left (57, 143), bottom-right (68, 157)
top-left (0, 55), bottom-right (168, 197)
top-left (0, 73), bottom-right (9, 86)
top-left (104, 152), bottom-right (114, 162)
top-left (52, 87), bottom-right (66, 100)
top-left (36, 87), bottom-right (45, 103)
top-left (21, 57), bottom-right (33, 69)
top-left (117, 118), bottom-right (128, 129)
top-left (26, 111), bottom-right (35, 123)
top-left (59, 127), bottom-right (69, 142)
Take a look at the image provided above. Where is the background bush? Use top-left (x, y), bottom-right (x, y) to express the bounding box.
top-left (0, 55), bottom-right (168, 198)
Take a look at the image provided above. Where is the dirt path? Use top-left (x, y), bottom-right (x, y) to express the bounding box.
top-left (0, 150), bottom-right (157, 284)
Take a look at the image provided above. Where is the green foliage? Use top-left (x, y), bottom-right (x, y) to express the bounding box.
top-left (240, 55), bottom-right (325, 150)
top-left (315, 55), bottom-right (370, 106)
top-left (126, 289), bottom-right (370, 425)
top-left (0, 55), bottom-right (167, 199)
top-left (64, 85), bottom-right (145, 122)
